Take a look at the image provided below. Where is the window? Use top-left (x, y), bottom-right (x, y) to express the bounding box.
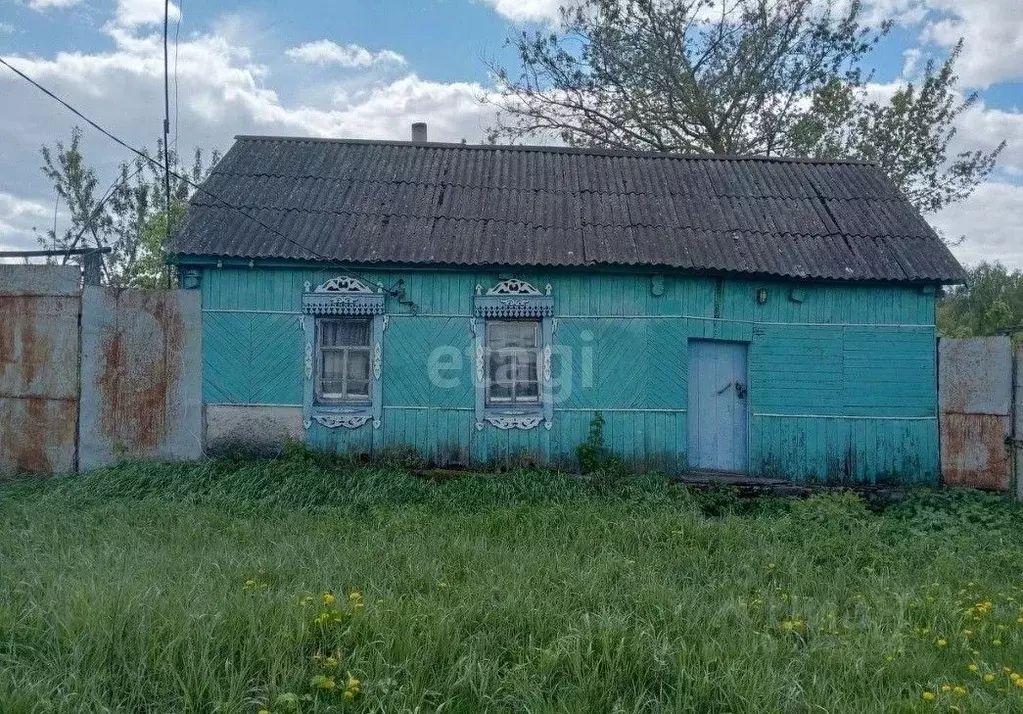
top-left (316, 318), bottom-right (371, 403)
top-left (486, 320), bottom-right (540, 405)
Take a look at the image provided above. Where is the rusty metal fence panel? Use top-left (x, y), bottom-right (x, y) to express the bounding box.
top-left (0, 266), bottom-right (81, 477)
top-left (78, 287), bottom-right (202, 470)
top-left (939, 336), bottom-right (1012, 490)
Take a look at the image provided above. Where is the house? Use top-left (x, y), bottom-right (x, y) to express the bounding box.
top-left (168, 127), bottom-right (966, 482)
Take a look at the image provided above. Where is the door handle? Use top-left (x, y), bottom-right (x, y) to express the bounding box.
top-left (716, 381), bottom-right (747, 399)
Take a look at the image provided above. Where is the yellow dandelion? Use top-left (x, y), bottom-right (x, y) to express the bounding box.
top-left (993, 639), bottom-right (1003, 647)
top-left (952, 686), bottom-right (967, 696)
top-left (258, 710), bottom-right (270, 714)
top-left (1016, 678), bottom-right (1023, 689)
top-left (941, 684), bottom-right (952, 692)
top-left (968, 664), bottom-right (979, 672)
top-left (322, 591), bottom-right (336, 607)
top-left (325, 656), bottom-right (338, 668)
top-left (937, 639), bottom-right (948, 648)
top-left (922, 691), bottom-right (936, 702)
top-left (984, 673), bottom-right (995, 683)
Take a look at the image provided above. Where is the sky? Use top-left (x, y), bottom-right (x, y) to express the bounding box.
top-left (0, 0), bottom-right (1021, 269)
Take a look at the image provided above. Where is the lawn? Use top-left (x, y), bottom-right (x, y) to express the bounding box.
top-left (2, 453), bottom-right (1023, 713)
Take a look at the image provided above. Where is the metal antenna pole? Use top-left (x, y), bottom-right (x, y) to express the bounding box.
top-left (163, 0), bottom-right (172, 288)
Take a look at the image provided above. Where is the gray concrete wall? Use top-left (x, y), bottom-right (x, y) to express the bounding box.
top-left (78, 287), bottom-right (202, 470)
top-left (205, 405), bottom-right (303, 457)
top-left (0, 264), bottom-right (80, 296)
top-left (0, 265), bottom-right (80, 477)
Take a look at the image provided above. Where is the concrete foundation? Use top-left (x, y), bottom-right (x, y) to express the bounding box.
top-left (205, 405), bottom-right (304, 457)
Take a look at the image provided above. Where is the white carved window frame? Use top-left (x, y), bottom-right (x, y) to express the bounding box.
top-left (470, 278), bottom-right (556, 431)
top-left (300, 276), bottom-right (388, 430)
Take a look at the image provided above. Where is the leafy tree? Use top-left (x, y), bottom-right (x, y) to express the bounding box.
top-left (488, 0), bottom-right (1004, 217)
top-left (938, 263), bottom-right (1023, 339)
top-left (36, 127), bottom-right (220, 287)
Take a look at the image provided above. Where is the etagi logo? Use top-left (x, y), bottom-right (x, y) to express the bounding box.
top-left (426, 329), bottom-right (594, 403)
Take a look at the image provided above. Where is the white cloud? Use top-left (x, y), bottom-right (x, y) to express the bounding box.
top-left (482, 0), bottom-right (566, 23)
top-left (0, 192), bottom-right (52, 255)
top-left (937, 181), bottom-right (1023, 268)
top-left (0, 21), bottom-right (15, 33)
top-left (482, 0), bottom-right (1023, 87)
top-left (917, 0), bottom-right (1023, 88)
top-left (26, 0), bottom-right (82, 10)
top-left (111, 0), bottom-right (181, 28)
top-left (864, 0), bottom-right (1023, 87)
top-left (0, 15), bottom-right (494, 252)
top-left (285, 40), bottom-right (405, 69)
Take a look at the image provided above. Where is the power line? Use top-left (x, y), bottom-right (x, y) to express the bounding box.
top-left (0, 55), bottom-right (335, 263)
top-left (0, 54), bottom-right (409, 299)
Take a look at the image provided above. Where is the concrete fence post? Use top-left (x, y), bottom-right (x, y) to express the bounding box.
top-left (1015, 346), bottom-right (1023, 500)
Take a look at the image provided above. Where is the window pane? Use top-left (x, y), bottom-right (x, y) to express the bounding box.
top-left (321, 352), bottom-right (345, 389)
top-left (517, 351), bottom-right (538, 382)
top-left (489, 352), bottom-right (515, 383)
top-left (489, 382), bottom-right (512, 401)
top-left (347, 379), bottom-right (370, 398)
top-left (322, 319), bottom-right (370, 347)
top-left (516, 322), bottom-right (539, 347)
top-left (488, 320), bottom-right (538, 349)
top-left (517, 380), bottom-right (539, 401)
top-left (487, 322), bottom-right (513, 349)
top-left (347, 350), bottom-right (370, 381)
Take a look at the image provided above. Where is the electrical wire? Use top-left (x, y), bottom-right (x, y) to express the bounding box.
top-left (66, 158), bottom-right (149, 260)
top-left (0, 55), bottom-right (403, 298)
top-left (2, 55), bottom-right (335, 265)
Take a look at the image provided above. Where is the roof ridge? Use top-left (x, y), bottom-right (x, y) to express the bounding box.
top-left (231, 134), bottom-right (878, 167)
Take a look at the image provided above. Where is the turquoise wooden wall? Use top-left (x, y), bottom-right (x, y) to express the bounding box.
top-left (199, 264), bottom-right (938, 483)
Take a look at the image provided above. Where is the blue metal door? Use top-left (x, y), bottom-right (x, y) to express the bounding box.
top-left (687, 339), bottom-right (748, 472)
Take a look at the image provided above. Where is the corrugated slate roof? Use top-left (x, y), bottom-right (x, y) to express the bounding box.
top-left (169, 136), bottom-right (967, 283)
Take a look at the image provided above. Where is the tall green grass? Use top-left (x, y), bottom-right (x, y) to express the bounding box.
top-left (2, 457), bottom-right (1023, 713)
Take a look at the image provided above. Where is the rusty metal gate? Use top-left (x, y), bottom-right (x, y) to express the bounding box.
top-left (939, 337), bottom-right (1012, 490)
top-left (78, 287), bottom-right (202, 470)
top-left (1, 266), bottom-right (201, 478)
top-left (0, 266), bottom-right (81, 476)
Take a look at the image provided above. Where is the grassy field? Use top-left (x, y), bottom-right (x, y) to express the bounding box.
top-left (2, 454), bottom-right (1023, 713)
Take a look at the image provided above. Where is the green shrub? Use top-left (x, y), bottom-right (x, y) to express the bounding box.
top-left (576, 412), bottom-right (629, 477)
